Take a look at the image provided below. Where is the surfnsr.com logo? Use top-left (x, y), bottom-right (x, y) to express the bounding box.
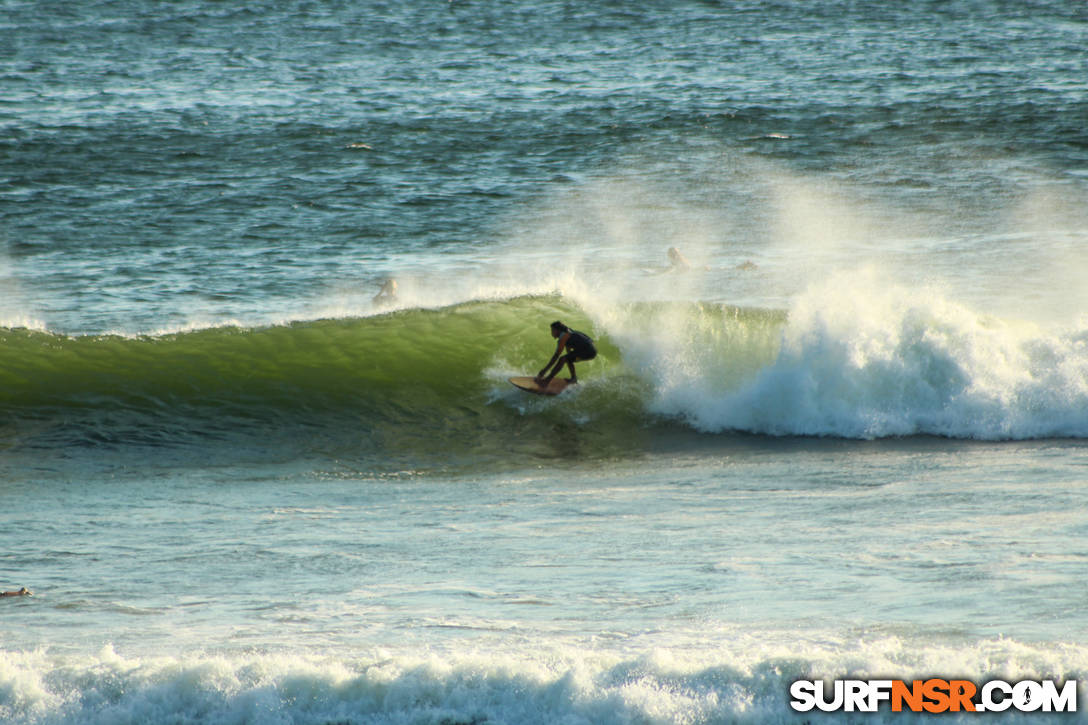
top-left (789, 679), bottom-right (1078, 713)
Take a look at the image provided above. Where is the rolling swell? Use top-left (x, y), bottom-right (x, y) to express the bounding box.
top-left (6, 286), bottom-right (1082, 465)
top-left (0, 296), bottom-right (697, 465)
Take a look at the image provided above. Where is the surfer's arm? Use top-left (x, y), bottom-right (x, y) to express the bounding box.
top-left (537, 333), bottom-right (570, 378)
top-left (537, 346), bottom-right (560, 377)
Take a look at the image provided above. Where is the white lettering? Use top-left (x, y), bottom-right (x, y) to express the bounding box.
top-left (868, 680), bottom-right (893, 710)
top-left (981, 680), bottom-right (1012, 712)
top-left (789, 681), bottom-right (816, 712)
top-left (844, 680), bottom-right (868, 712)
top-left (1042, 680), bottom-right (1077, 712)
top-left (816, 680), bottom-right (844, 712)
top-left (1013, 681), bottom-right (1043, 712)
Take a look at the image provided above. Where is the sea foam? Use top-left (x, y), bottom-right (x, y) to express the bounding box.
top-left (3, 635), bottom-right (1085, 725)
top-left (625, 269), bottom-right (1088, 440)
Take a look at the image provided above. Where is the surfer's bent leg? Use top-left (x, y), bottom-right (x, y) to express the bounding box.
top-left (566, 346), bottom-right (596, 383)
top-left (565, 356), bottom-right (578, 383)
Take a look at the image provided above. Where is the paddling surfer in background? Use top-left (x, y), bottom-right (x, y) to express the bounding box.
top-left (535, 321), bottom-right (597, 386)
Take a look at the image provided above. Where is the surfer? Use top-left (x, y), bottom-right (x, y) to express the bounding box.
top-left (664, 247), bottom-right (755, 273)
top-left (667, 246), bottom-right (691, 271)
top-left (663, 247), bottom-right (711, 272)
top-left (536, 321), bottom-right (597, 385)
top-left (1, 587), bottom-right (31, 597)
top-left (372, 278), bottom-right (398, 305)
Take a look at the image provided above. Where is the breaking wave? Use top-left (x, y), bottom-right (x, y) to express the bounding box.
top-left (3, 279), bottom-right (1086, 466)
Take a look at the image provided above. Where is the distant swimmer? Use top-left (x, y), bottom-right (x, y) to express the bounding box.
top-left (1, 587), bottom-right (31, 597)
top-left (667, 246), bottom-right (691, 271)
top-left (535, 320), bottom-right (597, 386)
top-left (662, 248), bottom-right (756, 273)
top-left (372, 278), bottom-right (398, 305)
top-left (663, 247), bottom-right (711, 273)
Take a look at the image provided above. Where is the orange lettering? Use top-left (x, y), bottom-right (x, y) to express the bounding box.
top-left (923, 679), bottom-right (951, 713)
top-left (892, 680), bottom-right (923, 712)
top-left (948, 680), bottom-right (977, 712)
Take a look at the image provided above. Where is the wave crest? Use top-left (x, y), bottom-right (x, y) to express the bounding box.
top-left (657, 271), bottom-right (1088, 440)
top-left (3, 284), bottom-right (1086, 460)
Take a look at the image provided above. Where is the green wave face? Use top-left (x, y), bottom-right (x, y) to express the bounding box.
top-left (15, 287), bottom-right (1082, 462)
top-left (0, 298), bottom-right (547, 409)
top-left (0, 296), bottom-right (782, 468)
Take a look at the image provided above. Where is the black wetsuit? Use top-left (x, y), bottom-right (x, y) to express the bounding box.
top-left (564, 329), bottom-right (597, 360)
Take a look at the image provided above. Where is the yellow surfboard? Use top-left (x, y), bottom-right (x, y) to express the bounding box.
top-left (508, 376), bottom-right (572, 396)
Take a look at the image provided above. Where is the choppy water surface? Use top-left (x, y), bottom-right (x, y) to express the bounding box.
top-left (2, 1), bottom-right (1087, 723)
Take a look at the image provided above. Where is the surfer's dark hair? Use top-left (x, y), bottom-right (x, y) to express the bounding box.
top-left (550, 320), bottom-right (568, 332)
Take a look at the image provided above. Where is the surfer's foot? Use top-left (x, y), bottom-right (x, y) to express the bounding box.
top-left (565, 377), bottom-right (577, 384)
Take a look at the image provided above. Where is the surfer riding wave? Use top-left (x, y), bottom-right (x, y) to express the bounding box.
top-left (536, 320), bottom-right (597, 386)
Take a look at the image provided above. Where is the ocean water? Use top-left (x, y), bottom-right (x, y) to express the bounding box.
top-left (3, 1), bottom-right (1088, 723)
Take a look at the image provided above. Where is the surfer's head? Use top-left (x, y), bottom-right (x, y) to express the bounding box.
top-left (550, 321), bottom-right (568, 337)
